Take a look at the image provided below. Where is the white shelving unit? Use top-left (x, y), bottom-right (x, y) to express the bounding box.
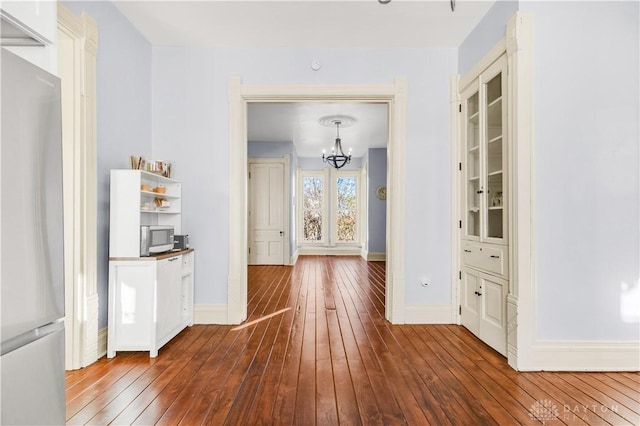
top-left (108, 169), bottom-right (193, 358)
top-left (109, 170), bottom-right (181, 258)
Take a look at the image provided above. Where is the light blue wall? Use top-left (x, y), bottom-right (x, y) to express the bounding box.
top-left (62, 1), bottom-right (152, 329)
top-left (152, 47), bottom-right (456, 306)
top-left (458, 1), bottom-right (519, 76)
top-left (367, 148), bottom-right (387, 254)
top-left (248, 140), bottom-right (293, 158)
top-left (520, 1), bottom-right (640, 341)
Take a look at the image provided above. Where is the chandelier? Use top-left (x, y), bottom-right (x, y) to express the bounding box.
top-left (322, 120), bottom-right (352, 169)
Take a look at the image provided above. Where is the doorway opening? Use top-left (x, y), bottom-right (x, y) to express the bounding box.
top-left (228, 79), bottom-right (408, 325)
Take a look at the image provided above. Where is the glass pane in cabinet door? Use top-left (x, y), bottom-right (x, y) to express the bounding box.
top-left (465, 91), bottom-right (481, 238)
top-left (485, 72), bottom-right (504, 240)
top-left (467, 180), bottom-right (480, 237)
top-left (487, 172), bottom-right (503, 239)
top-left (467, 92), bottom-right (480, 150)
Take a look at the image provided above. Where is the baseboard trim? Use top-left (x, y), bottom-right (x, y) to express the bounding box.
top-left (97, 327), bottom-right (107, 359)
top-left (290, 249), bottom-right (299, 266)
top-left (367, 252), bottom-right (386, 262)
top-left (194, 304), bottom-right (229, 324)
top-left (522, 341), bottom-right (640, 372)
top-left (404, 304), bottom-right (454, 324)
top-left (297, 247), bottom-right (362, 256)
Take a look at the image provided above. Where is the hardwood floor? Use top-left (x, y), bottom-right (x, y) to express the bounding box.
top-left (67, 256), bottom-right (640, 425)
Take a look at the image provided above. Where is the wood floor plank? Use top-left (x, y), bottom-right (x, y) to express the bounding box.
top-left (314, 261), bottom-right (339, 425)
top-left (243, 266), bottom-right (306, 425)
top-left (560, 373), bottom-right (640, 425)
top-left (271, 259), bottom-right (312, 425)
top-left (65, 256), bottom-right (640, 425)
top-left (203, 267), bottom-right (293, 424)
top-left (108, 326), bottom-right (225, 425)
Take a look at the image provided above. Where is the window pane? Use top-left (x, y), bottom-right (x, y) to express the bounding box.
top-left (337, 177), bottom-right (356, 209)
top-left (303, 177), bottom-right (322, 210)
top-left (304, 210), bottom-right (322, 241)
top-left (337, 210), bottom-right (356, 241)
top-left (336, 176), bottom-right (357, 242)
top-left (303, 176), bottom-right (323, 241)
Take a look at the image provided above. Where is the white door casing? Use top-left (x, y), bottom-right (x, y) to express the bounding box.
top-left (249, 161), bottom-right (285, 265)
top-left (57, 4), bottom-right (99, 370)
top-left (228, 79), bottom-right (407, 325)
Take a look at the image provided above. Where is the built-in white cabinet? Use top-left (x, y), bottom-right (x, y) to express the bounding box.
top-left (459, 54), bottom-right (509, 357)
top-left (109, 170), bottom-right (181, 258)
top-left (107, 250), bottom-right (194, 358)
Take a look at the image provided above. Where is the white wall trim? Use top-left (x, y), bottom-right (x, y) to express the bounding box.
top-left (97, 327), bottom-right (107, 359)
top-left (367, 252), bottom-right (386, 262)
top-left (450, 74), bottom-right (461, 326)
top-left (505, 12), bottom-right (536, 371)
top-left (229, 80), bottom-right (407, 325)
top-left (298, 247), bottom-right (362, 256)
top-left (405, 305), bottom-right (454, 324)
top-left (58, 3), bottom-right (99, 370)
top-left (523, 341), bottom-right (640, 372)
top-left (291, 249), bottom-right (299, 266)
top-left (194, 305), bottom-right (229, 325)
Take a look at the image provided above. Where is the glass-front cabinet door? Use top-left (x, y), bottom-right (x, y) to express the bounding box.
top-left (462, 84), bottom-right (481, 240)
top-left (461, 55), bottom-right (507, 245)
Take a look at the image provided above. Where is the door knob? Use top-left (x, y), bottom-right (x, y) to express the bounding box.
top-left (280, 231), bottom-right (284, 236)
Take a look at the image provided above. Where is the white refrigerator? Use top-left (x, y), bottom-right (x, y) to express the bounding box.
top-left (0, 48), bottom-right (66, 424)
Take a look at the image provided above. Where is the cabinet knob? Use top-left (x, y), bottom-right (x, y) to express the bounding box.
top-left (464, 249), bottom-right (472, 253)
top-left (476, 190), bottom-right (483, 194)
top-left (490, 255), bottom-right (500, 259)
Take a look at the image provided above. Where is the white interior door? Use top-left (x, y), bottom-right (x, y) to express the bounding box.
top-left (249, 162), bottom-right (285, 265)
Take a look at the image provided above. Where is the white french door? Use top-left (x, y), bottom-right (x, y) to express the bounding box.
top-left (248, 162), bottom-right (285, 265)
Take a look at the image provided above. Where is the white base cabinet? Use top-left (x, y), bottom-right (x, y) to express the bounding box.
top-left (460, 266), bottom-right (507, 356)
top-left (107, 249), bottom-right (194, 358)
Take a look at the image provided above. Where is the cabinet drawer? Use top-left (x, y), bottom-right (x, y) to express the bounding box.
top-left (462, 243), bottom-right (508, 278)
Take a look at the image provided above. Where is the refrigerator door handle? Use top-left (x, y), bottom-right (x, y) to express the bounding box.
top-left (0, 318), bottom-right (64, 356)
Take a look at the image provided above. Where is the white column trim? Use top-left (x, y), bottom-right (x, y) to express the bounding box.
top-left (506, 11), bottom-right (536, 370)
top-left (228, 80), bottom-right (407, 325)
top-left (450, 74), bottom-right (461, 324)
top-left (57, 3), bottom-right (99, 370)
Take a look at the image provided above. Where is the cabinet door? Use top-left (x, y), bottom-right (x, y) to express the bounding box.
top-left (460, 55), bottom-right (507, 245)
top-left (156, 256), bottom-right (182, 343)
top-left (460, 268), bottom-right (480, 336)
top-left (478, 272), bottom-right (507, 356)
top-left (461, 82), bottom-right (481, 240)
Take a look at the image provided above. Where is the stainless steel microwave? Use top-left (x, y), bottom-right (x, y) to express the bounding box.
top-left (140, 225), bottom-right (174, 256)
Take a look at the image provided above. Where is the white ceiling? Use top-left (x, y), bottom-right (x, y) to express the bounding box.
top-left (113, 1), bottom-right (495, 49)
top-left (113, 0), bottom-right (495, 158)
top-left (248, 102), bottom-right (389, 157)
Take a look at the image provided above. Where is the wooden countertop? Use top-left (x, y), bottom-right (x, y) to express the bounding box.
top-left (109, 248), bottom-right (194, 262)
